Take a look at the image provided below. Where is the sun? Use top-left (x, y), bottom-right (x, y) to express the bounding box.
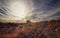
top-left (10, 1), bottom-right (27, 19)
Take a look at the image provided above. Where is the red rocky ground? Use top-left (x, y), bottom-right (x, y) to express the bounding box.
top-left (0, 20), bottom-right (60, 38)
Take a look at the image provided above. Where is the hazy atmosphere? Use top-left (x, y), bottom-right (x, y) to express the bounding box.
top-left (0, 0), bottom-right (60, 22)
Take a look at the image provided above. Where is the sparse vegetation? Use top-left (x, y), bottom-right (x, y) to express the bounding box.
top-left (0, 20), bottom-right (60, 38)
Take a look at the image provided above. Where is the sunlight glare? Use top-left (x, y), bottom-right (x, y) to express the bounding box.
top-left (10, 1), bottom-right (27, 19)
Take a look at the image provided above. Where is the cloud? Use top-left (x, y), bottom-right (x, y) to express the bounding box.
top-left (0, 0), bottom-right (33, 22)
top-left (0, 0), bottom-right (60, 22)
top-left (26, 0), bottom-right (60, 22)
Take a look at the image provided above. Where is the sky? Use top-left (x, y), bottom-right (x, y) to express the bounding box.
top-left (0, 0), bottom-right (60, 22)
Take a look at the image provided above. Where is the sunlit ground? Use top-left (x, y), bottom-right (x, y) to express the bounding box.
top-left (0, 20), bottom-right (60, 38)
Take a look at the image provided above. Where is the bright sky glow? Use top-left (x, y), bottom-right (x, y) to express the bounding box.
top-left (9, 1), bottom-right (27, 19)
top-left (0, 0), bottom-right (60, 23)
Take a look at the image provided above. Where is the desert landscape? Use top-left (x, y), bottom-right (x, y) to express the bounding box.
top-left (0, 20), bottom-right (60, 38)
top-left (0, 0), bottom-right (60, 38)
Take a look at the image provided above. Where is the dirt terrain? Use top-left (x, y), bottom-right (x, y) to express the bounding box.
top-left (0, 20), bottom-right (60, 38)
